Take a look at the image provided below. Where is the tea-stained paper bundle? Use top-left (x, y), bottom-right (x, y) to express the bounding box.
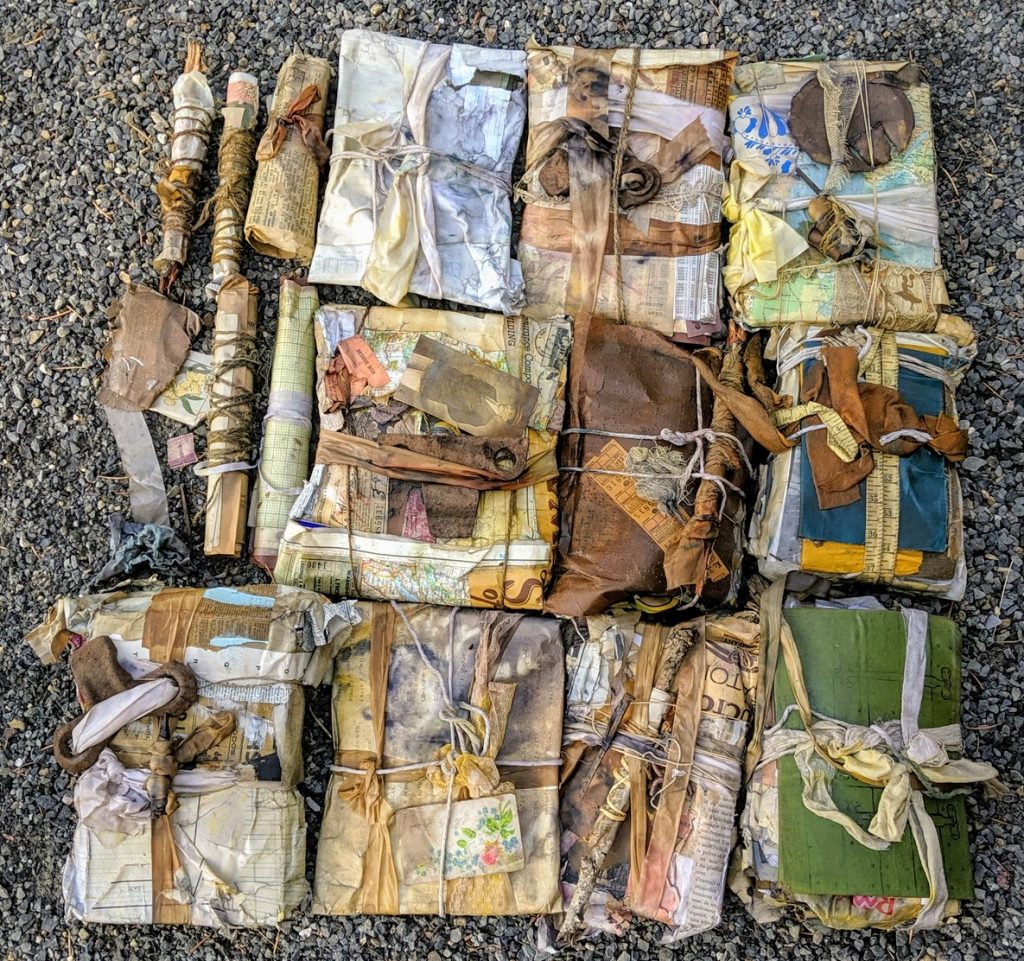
top-left (747, 326), bottom-right (973, 598)
top-left (546, 315), bottom-right (752, 617)
top-left (275, 305), bottom-right (571, 610)
top-left (309, 30), bottom-right (527, 313)
top-left (725, 60), bottom-right (954, 333)
top-left (245, 52), bottom-right (331, 262)
top-left (559, 613), bottom-right (757, 940)
top-left (519, 44), bottom-right (736, 343)
top-left (313, 603), bottom-right (564, 916)
top-left (27, 584), bottom-right (348, 927)
top-left (733, 582), bottom-right (1001, 931)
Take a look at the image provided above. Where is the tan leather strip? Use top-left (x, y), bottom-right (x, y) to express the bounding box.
top-left (151, 814), bottom-right (191, 924)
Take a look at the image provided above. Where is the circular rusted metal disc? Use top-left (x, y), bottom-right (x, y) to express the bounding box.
top-left (789, 74), bottom-right (916, 171)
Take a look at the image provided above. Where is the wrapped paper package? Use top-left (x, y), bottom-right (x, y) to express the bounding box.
top-left (314, 602), bottom-right (564, 916)
top-left (275, 305), bottom-right (571, 610)
top-left (245, 52), bottom-right (331, 262)
top-left (206, 71), bottom-right (260, 296)
top-left (252, 277), bottom-right (319, 570)
top-left (747, 326), bottom-right (973, 598)
top-left (558, 613), bottom-right (757, 941)
top-left (725, 60), bottom-right (957, 334)
top-left (154, 42), bottom-right (216, 293)
top-left (27, 584), bottom-right (348, 927)
top-left (203, 274), bottom-right (259, 556)
top-left (732, 581), bottom-right (1001, 931)
top-left (518, 44), bottom-right (736, 343)
top-left (308, 30), bottom-right (527, 313)
top-left (545, 315), bottom-right (752, 617)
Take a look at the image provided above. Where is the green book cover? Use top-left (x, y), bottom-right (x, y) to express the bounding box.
top-left (773, 607), bottom-right (973, 900)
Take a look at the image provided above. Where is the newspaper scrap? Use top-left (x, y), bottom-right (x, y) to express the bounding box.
top-left (244, 52), bottom-right (331, 262)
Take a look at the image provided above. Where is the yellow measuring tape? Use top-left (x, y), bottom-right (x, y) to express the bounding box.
top-left (773, 402), bottom-right (860, 463)
top-left (861, 332), bottom-right (901, 582)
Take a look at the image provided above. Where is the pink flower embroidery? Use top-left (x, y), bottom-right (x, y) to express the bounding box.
top-left (481, 842), bottom-right (501, 867)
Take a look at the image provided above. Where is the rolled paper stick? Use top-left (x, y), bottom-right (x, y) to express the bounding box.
top-left (250, 276), bottom-right (319, 570)
top-left (203, 274), bottom-right (259, 557)
top-left (244, 52), bottom-right (331, 263)
top-left (153, 41), bottom-right (215, 293)
top-left (206, 71), bottom-right (260, 297)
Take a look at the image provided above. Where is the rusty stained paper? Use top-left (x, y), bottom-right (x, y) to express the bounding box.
top-left (725, 60), bottom-right (959, 334)
top-left (313, 603), bottom-right (564, 916)
top-left (274, 305), bottom-right (571, 610)
top-left (546, 315), bottom-right (751, 617)
top-left (308, 30), bottom-right (527, 313)
top-left (558, 613), bottom-right (758, 940)
top-left (519, 44), bottom-right (736, 343)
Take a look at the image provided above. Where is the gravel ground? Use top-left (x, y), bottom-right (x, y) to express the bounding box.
top-left (0, 0), bottom-right (1022, 958)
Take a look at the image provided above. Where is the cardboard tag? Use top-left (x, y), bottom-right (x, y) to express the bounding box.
top-left (393, 793), bottom-right (525, 883)
top-left (337, 334), bottom-right (390, 394)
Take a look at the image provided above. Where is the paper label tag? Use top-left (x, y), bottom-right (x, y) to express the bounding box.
top-left (393, 793), bottom-right (525, 883)
top-left (167, 433), bottom-right (198, 469)
top-left (337, 335), bottom-right (390, 392)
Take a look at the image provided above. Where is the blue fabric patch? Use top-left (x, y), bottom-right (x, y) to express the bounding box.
top-left (208, 635), bottom-right (257, 649)
top-left (204, 587), bottom-right (275, 608)
top-left (797, 358), bottom-right (949, 554)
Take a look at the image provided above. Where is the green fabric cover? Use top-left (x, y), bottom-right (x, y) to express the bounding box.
top-left (773, 606), bottom-right (973, 900)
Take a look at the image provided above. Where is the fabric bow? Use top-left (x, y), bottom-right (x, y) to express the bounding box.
top-left (256, 84), bottom-right (329, 167)
top-left (722, 158), bottom-right (809, 297)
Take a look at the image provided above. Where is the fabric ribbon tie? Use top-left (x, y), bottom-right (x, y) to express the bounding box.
top-left (722, 158), bottom-right (809, 297)
top-left (757, 580), bottom-right (1003, 931)
top-left (256, 84), bottom-right (329, 167)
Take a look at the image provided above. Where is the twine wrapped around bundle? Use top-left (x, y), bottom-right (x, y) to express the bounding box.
top-left (203, 72), bottom-right (260, 297)
top-left (201, 274), bottom-right (259, 557)
top-left (153, 42), bottom-right (215, 293)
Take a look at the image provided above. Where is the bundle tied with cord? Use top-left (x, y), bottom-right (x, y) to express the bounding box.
top-left (557, 613), bottom-right (758, 942)
top-left (26, 584), bottom-right (346, 927)
top-left (201, 274), bottom-right (259, 556)
top-left (244, 51), bottom-right (331, 262)
top-left (519, 43), bottom-right (736, 343)
top-left (725, 59), bottom-right (965, 337)
top-left (731, 578), bottom-right (1002, 931)
top-left (546, 314), bottom-right (754, 617)
top-left (274, 304), bottom-right (571, 610)
top-left (204, 71), bottom-right (260, 296)
top-left (313, 602), bottom-right (563, 916)
top-left (744, 324), bottom-right (974, 597)
top-left (308, 30), bottom-right (528, 313)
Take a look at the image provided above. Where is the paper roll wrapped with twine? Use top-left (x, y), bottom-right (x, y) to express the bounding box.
top-left (153, 41), bottom-right (215, 293)
top-left (244, 52), bottom-right (331, 263)
top-left (204, 72), bottom-right (260, 296)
